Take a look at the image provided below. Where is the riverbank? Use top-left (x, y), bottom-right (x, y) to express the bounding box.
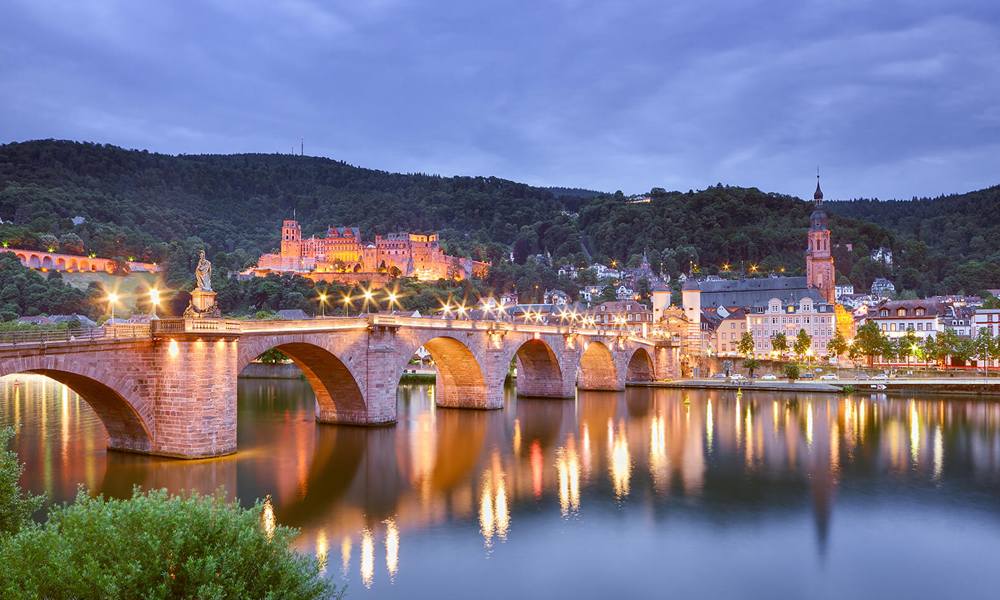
top-left (641, 378), bottom-right (1000, 396)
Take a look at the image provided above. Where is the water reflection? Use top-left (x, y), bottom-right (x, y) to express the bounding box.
top-left (5, 374), bottom-right (1000, 598)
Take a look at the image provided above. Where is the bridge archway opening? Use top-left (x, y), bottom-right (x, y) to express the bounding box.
top-left (28, 255), bottom-right (40, 268)
top-left (41, 256), bottom-right (54, 269)
top-left (19, 369), bottom-right (152, 453)
top-left (244, 343), bottom-right (366, 425)
top-left (56, 257), bottom-right (66, 270)
top-left (578, 341), bottom-right (618, 390)
top-left (421, 336), bottom-right (488, 409)
top-left (513, 339), bottom-right (565, 398)
top-left (68, 259), bottom-right (78, 271)
top-left (626, 348), bottom-right (654, 383)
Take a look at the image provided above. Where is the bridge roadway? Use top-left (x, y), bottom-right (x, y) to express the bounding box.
top-left (0, 315), bottom-right (679, 459)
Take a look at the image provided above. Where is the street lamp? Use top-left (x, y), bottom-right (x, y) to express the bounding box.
top-left (149, 289), bottom-right (159, 319)
top-left (318, 293), bottom-right (327, 317)
top-left (108, 293), bottom-right (118, 331)
top-left (363, 290), bottom-right (373, 314)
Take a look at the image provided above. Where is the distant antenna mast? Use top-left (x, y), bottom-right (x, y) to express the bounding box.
top-left (291, 145), bottom-right (294, 155)
top-left (301, 136), bottom-right (304, 156)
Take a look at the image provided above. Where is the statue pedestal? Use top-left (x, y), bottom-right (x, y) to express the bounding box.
top-left (183, 290), bottom-right (221, 319)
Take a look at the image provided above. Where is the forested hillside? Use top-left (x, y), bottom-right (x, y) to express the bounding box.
top-left (1, 139), bottom-right (998, 307)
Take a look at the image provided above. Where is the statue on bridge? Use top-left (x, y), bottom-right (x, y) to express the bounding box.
top-left (183, 250), bottom-right (221, 318)
top-left (195, 250), bottom-right (213, 292)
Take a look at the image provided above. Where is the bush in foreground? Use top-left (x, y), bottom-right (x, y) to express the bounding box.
top-left (0, 428), bottom-right (341, 599)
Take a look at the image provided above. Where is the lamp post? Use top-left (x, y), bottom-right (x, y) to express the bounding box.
top-left (363, 290), bottom-right (373, 314)
top-left (108, 293), bottom-right (118, 337)
top-left (149, 289), bottom-right (159, 319)
top-left (318, 293), bottom-right (326, 317)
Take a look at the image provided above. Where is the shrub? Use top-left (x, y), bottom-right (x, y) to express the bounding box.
top-left (783, 363), bottom-right (800, 381)
top-left (0, 427), bottom-right (44, 536)
top-left (0, 487), bottom-right (341, 599)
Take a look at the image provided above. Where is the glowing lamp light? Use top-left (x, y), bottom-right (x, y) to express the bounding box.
top-left (169, 339), bottom-right (179, 357)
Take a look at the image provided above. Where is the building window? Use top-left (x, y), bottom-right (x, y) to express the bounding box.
top-left (897, 308), bottom-right (906, 317)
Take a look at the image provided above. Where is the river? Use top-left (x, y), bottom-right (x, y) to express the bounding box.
top-left (3, 374), bottom-right (1000, 599)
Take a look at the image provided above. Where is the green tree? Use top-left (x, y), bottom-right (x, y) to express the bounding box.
top-left (772, 332), bottom-right (788, 356)
top-left (736, 331), bottom-right (755, 357)
top-left (794, 328), bottom-right (812, 360)
top-left (743, 358), bottom-right (761, 378)
top-left (899, 329), bottom-right (919, 368)
top-left (973, 327), bottom-right (996, 378)
top-left (827, 328), bottom-right (849, 358)
top-left (855, 321), bottom-right (887, 367)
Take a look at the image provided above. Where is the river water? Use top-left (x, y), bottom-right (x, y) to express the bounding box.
top-left (3, 374), bottom-right (1000, 599)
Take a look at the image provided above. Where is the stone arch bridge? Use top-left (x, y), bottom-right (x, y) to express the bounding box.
top-left (0, 316), bottom-right (678, 459)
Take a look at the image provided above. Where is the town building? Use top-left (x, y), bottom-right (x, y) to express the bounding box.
top-left (712, 307), bottom-right (749, 356)
top-left (585, 300), bottom-right (653, 336)
top-left (835, 283), bottom-right (855, 300)
top-left (748, 295), bottom-right (838, 358)
top-left (863, 299), bottom-right (945, 339)
top-left (871, 278), bottom-right (895, 299)
top-left (256, 219), bottom-right (488, 284)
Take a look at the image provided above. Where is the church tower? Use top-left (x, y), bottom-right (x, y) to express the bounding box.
top-left (805, 175), bottom-right (835, 304)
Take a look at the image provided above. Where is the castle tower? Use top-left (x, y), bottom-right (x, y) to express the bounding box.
top-left (805, 176), bottom-right (835, 304)
top-left (281, 219), bottom-right (302, 259)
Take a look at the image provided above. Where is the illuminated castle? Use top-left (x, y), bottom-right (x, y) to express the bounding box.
top-left (256, 219), bottom-right (488, 282)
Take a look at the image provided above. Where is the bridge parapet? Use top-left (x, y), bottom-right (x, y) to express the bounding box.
top-left (151, 318), bottom-right (242, 337)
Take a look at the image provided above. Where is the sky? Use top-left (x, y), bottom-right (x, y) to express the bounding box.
top-left (1, 0), bottom-right (999, 200)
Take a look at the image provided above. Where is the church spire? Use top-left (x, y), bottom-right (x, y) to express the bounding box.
top-left (814, 168), bottom-right (823, 202)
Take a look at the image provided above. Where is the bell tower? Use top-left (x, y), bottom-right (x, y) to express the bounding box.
top-left (805, 174), bottom-right (835, 304)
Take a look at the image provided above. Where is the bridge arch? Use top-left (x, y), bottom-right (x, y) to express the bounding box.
top-left (510, 338), bottom-right (566, 398)
top-left (578, 340), bottom-right (619, 390)
top-left (28, 254), bottom-right (40, 268)
top-left (625, 347), bottom-right (655, 383)
top-left (237, 339), bottom-right (367, 425)
top-left (41, 255), bottom-right (54, 269)
top-left (68, 258), bottom-right (79, 271)
top-left (0, 357), bottom-right (152, 453)
top-left (15, 253), bottom-right (27, 265)
top-left (56, 257), bottom-right (66, 270)
top-left (391, 334), bottom-right (489, 410)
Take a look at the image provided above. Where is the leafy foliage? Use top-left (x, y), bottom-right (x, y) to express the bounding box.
top-left (0, 427), bottom-right (44, 537)
top-left (0, 486), bottom-right (340, 599)
top-left (0, 252), bottom-right (95, 320)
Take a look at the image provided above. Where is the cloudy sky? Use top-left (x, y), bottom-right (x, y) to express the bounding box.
top-left (2, 0), bottom-right (998, 200)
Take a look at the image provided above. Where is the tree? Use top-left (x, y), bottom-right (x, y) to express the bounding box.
top-left (736, 331), bottom-right (755, 357)
top-left (743, 358), bottom-right (761, 378)
top-left (772, 332), bottom-right (788, 356)
top-left (855, 321), bottom-right (888, 366)
top-left (58, 233), bottom-right (85, 255)
top-left (899, 329), bottom-right (919, 368)
top-left (827, 328), bottom-right (849, 358)
top-left (973, 327), bottom-right (996, 378)
top-left (783, 363), bottom-right (800, 381)
top-left (794, 328), bottom-right (812, 361)
top-left (38, 234), bottom-right (59, 253)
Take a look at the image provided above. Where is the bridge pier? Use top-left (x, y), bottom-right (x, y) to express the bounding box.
top-left (148, 331), bottom-right (241, 458)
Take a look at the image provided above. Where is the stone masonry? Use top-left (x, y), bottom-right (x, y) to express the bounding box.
top-left (1, 318), bottom-right (677, 459)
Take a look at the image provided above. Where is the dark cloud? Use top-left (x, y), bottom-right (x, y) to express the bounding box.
top-left (1, 0), bottom-right (998, 199)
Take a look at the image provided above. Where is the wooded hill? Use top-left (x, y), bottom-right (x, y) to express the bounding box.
top-left (1, 139), bottom-right (998, 300)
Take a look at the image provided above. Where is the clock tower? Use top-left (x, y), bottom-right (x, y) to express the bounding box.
top-left (805, 176), bottom-right (835, 304)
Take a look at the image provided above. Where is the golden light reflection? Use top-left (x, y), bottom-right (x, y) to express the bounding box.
top-left (745, 403), bottom-right (754, 468)
top-left (316, 529), bottom-right (328, 574)
top-left (361, 527), bottom-right (374, 588)
top-left (479, 463), bottom-right (510, 546)
top-left (261, 496), bottom-right (276, 541)
top-left (806, 403), bottom-right (814, 448)
top-left (341, 536), bottom-right (352, 575)
top-left (385, 518), bottom-right (399, 580)
top-left (735, 398), bottom-right (741, 447)
top-left (530, 440), bottom-right (543, 499)
top-left (706, 400), bottom-right (713, 454)
top-left (910, 401), bottom-right (920, 464)
top-left (556, 440), bottom-right (581, 516)
top-left (610, 422), bottom-right (631, 499)
top-left (649, 416), bottom-right (669, 491)
top-left (513, 418), bottom-right (521, 455)
top-left (581, 422), bottom-right (592, 481)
